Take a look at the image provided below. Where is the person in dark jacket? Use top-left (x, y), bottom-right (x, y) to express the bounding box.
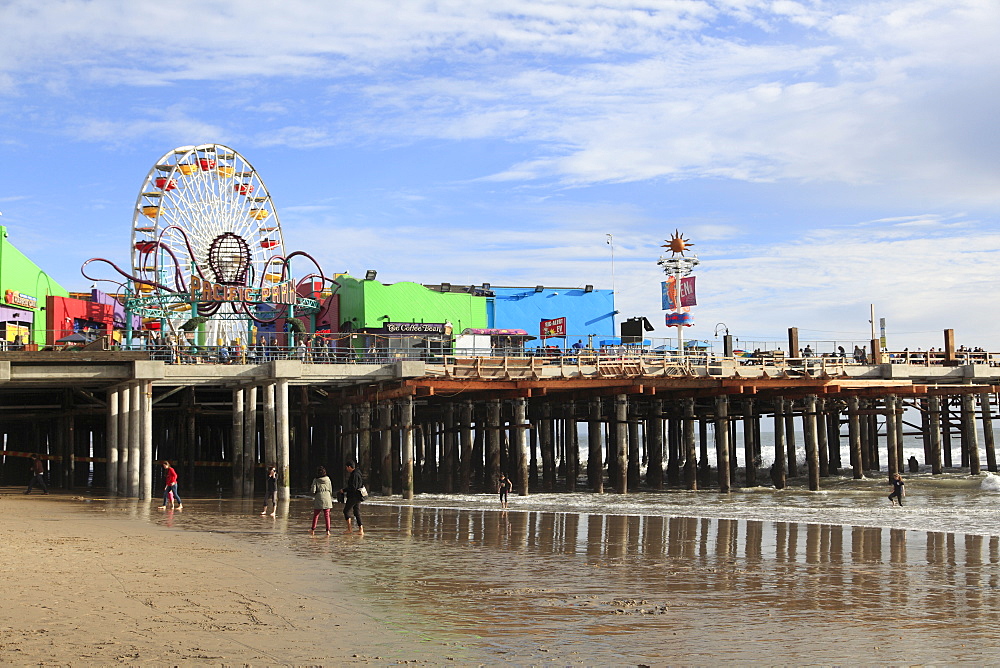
top-left (24, 454), bottom-right (48, 494)
top-left (261, 466), bottom-right (278, 516)
top-left (340, 460), bottom-right (365, 535)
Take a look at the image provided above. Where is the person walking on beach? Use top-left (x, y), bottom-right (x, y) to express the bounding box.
top-left (158, 460), bottom-right (183, 510)
top-left (498, 472), bottom-right (513, 509)
top-left (310, 466), bottom-right (334, 534)
top-left (340, 460), bottom-right (365, 536)
top-left (888, 472), bottom-right (905, 506)
top-left (261, 466), bottom-right (278, 516)
top-left (24, 454), bottom-right (48, 494)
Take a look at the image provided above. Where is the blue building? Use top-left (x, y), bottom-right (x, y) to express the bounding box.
top-left (488, 285), bottom-right (615, 350)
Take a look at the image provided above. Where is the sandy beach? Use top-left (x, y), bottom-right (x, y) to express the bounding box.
top-left (0, 490), bottom-right (468, 666)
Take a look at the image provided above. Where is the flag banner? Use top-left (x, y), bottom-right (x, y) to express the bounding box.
top-left (680, 276), bottom-right (696, 307)
top-left (540, 316), bottom-right (567, 339)
top-left (661, 279), bottom-right (675, 310)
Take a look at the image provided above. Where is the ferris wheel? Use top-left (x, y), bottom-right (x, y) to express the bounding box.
top-left (129, 144), bottom-right (287, 342)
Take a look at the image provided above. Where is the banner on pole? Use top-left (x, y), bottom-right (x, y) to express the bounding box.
top-left (662, 276), bottom-right (697, 309)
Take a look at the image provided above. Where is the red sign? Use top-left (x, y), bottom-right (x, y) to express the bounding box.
top-left (679, 276), bottom-right (696, 307)
top-left (540, 317), bottom-right (567, 339)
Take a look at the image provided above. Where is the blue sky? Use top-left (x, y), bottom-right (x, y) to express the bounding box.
top-left (1, 0), bottom-right (998, 351)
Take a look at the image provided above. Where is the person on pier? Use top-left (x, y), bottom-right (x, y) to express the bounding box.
top-left (888, 472), bottom-right (905, 506)
top-left (24, 454), bottom-right (48, 495)
top-left (340, 460), bottom-right (365, 536)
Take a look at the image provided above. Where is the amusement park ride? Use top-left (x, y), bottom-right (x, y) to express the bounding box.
top-left (83, 144), bottom-right (334, 346)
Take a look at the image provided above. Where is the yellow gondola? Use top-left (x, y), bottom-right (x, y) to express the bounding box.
top-left (217, 165), bottom-right (235, 177)
top-left (250, 209), bottom-right (271, 220)
top-left (136, 283), bottom-right (154, 293)
top-left (177, 163), bottom-right (199, 176)
top-left (264, 273), bottom-right (283, 283)
top-left (141, 205), bottom-right (160, 219)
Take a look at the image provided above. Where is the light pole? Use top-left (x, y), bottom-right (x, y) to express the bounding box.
top-left (657, 231), bottom-right (699, 363)
top-left (606, 233), bottom-right (616, 328)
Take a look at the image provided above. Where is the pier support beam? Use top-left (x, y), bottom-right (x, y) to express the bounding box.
top-left (981, 393), bottom-right (997, 473)
top-left (357, 402), bottom-right (372, 482)
top-left (276, 379), bottom-right (290, 500)
top-left (772, 399), bottom-right (786, 489)
top-left (715, 395), bottom-right (731, 493)
top-left (817, 398), bottom-right (829, 477)
top-left (107, 387), bottom-right (120, 496)
top-left (566, 401), bottom-right (579, 492)
top-left (401, 396), bottom-right (414, 499)
top-left (785, 401), bottom-right (797, 477)
top-left (513, 397), bottom-right (529, 496)
top-left (683, 398), bottom-right (697, 491)
top-left (232, 388), bottom-right (244, 497)
top-left (118, 385), bottom-right (130, 495)
top-left (614, 394), bottom-right (628, 493)
top-left (488, 398), bottom-right (502, 487)
top-left (588, 399), bottom-right (603, 493)
top-left (443, 402), bottom-right (456, 493)
top-left (886, 395), bottom-right (899, 476)
top-left (804, 394), bottom-right (819, 491)
top-left (647, 399), bottom-right (664, 489)
top-left (743, 398), bottom-right (757, 487)
top-left (140, 381), bottom-right (153, 500)
top-left (928, 395), bottom-right (942, 474)
top-left (459, 401), bottom-right (473, 493)
top-left (128, 383), bottom-right (140, 498)
top-left (243, 386), bottom-right (256, 498)
top-left (962, 393), bottom-right (980, 475)
top-left (380, 402), bottom-right (394, 495)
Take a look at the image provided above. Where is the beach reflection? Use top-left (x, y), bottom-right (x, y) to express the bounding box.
top-left (88, 498), bottom-right (1000, 664)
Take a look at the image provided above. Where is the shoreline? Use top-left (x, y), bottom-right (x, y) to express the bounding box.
top-left (0, 489), bottom-right (471, 666)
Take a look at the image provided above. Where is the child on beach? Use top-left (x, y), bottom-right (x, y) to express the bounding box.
top-left (340, 460), bottom-right (365, 536)
top-left (888, 472), bottom-right (904, 506)
top-left (498, 472), bottom-right (513, 509)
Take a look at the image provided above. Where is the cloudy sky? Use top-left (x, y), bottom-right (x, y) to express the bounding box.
top-left (1, 0), bottom-right (998, 351)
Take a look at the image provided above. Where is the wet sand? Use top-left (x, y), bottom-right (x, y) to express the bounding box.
top-left (6, 488), bottom-right (1000, 665)
top-left (0, 490), bottom-right (470, 665)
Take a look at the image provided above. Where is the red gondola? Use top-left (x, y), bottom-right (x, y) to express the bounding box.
top-left (234, 183), bottom-right (254, 195)
top-left (260, 239), bottom-right (279, 249)
top-left (199, 158), bottom-right (217, 170)
top-left (134, 241), bottom-right (157, 253)
top-left (154, 177), bottom-right (177, 191)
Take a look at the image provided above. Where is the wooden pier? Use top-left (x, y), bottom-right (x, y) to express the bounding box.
top-left (2, 351), bottom-right (999, 497)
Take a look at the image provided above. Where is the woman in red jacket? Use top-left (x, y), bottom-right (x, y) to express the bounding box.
top-left (157, 460), bottom-right (183, 511)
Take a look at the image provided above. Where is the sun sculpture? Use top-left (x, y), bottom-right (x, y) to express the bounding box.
top-left (662, 229), bottom-right (694, 257)
top-left (83, 143), bottom-right (335, 346)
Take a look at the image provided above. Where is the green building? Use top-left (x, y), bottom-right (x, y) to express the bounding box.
top-left (0, 226), bottom-right (69, 346)
top-left (336, 276), bottom-right (487, 358)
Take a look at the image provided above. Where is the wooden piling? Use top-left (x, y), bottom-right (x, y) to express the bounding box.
top-left (380, 402), bottom-right (394, 495)
top-left (683, 398), bottom-right (697, 491)
top-left (647, 399), bottom-right (664, 489)
top-left (401, 396), bottom-right (414, 499)
top-left (513, 397), bottom-right (529, 496)
top-left (566, 400), bottom-right (579, 491)
top-left (614, 394), bottom-right (628, 493)
top-left (928, 395), bottom-right (943, 474)
top-left (627, 405), bottom-right (641, 491)
top-left (817, 398), bottom-right (829, 477)
top-left (488, 398), bottom-right (503, 487)
top-left (357, 402), bottom-right (371, 483)
top-left (743, 398), bottom-right (757, 487)
top-left (942, 399), bottom-right (953, 468)
top-left (784, 401), bottom-right (797, 477)
top-left (588, 398), bottom-right (603, 493)
top-left (773, 399), bottom-right (786, 489)
top-left (962, 393), bottom-right (980, 475)
top-left (715, 395), bottom-right (731, 493)
top-left (981, 392), bottom-right (997, 473)
top-left (460, 400), bottom-right (474, 493)
top-left (804, 394), bottom-right (819, 491)
top-left (886, 395), bottom-right (899, 476)
top-left (443, 402), bottom-right (456, 493)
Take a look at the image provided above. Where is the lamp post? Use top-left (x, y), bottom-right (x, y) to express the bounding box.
top-left (606, 233), bottom-right (616, 328)
top-left (657, 231), bottom-right (699, 364)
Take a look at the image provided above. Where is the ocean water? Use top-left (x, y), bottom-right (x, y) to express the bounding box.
top-left (85, 463), bottom-right (1000, 665)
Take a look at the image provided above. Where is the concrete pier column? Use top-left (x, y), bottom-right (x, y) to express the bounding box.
top-left (962, 393), bottom-right (980, 475)
top-left (743, 398), bottom-right (757, 487)
top-left (379, 402), bottom-right (393, 495)
top-left (804, 394), bottom-right (819, 491)
top-left (117, 384), bottom-right (130, 495)
top-left (981, 393), bottom-right (997, 473)
top-left (928, 395), bottom-right (943, 474)
top-left (263, 383), bottom-right (277, 470)
top-left (276, 378), bottom-right (290, 499)
top-left (588, 398), bottom-right (604, 493)
top-left (683, 398), bottom-right (698, 490)
top-left (614, 395), bottom-right (628, 493)
top-left (232, 388), bottom-right (245, 497)
top-left (513, 397), bottom-right (529, 496)
top-left (242, 386), bottom-right (257, 498)
top-left (401, 396), bottom-right (414, 499)
top-left (848, 396), bottom-right (863, 479)
top-left (107, 387), bottom-right (120, 496)
top-left (140, 381), bottom-right (153, 500)
top-left (715, 395), bottom-right (731, 493)
top-left (128, 383), bottom-right (140, 498)
top-left (627, 405), bottom-right (641, 491)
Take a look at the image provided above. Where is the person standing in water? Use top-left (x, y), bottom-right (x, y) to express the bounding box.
top-left (498, 472), bottom-right (513, 509)
top-left (261, 466), bottom-right (278, 516)
top-left (888, 472), bottom-right (905, 506)
top-left (157, 460), bottom-right (182, 510)
top-left (309, 466), bottom-right (334, 534)
top-left (340, 460), bottom-right (365, 536)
